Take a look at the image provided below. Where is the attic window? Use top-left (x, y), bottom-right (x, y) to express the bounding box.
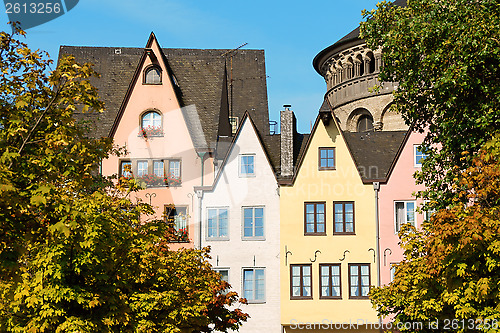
top-left (144, 66), bottom-right (161, 84)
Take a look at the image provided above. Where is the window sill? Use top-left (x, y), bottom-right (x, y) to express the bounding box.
top-left (242, 237), bottom-right (266, 241)
top-left (333, 232), bottom-right (356, 236)
top-left (304, 233), bottom-right (327, 236)
top-left (142, 82), bottom-right (162, 85)
top-left (319, 296), bottom-right (342, 300)
top-left (318, 167), bottom-right (336, 171)
top-left (290, 296), bottom-right (313, 300)
top-left (349, 296), bottom-right (370, 300)
top-left (206, 238), bottom-right (230, 241)
top-left (246, 300), bottom-right (266, 304)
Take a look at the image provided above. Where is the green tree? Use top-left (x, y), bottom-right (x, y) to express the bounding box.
top-left (370, 135), bottom-right (500, 332)
top-left (0, 27), bottom-right (247, 332)
top-left (360, 0), bottom-right (500, 207)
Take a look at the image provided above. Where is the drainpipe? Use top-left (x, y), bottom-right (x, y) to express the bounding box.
top-left (196, 152), bottom-right (207, 249)
top-left (373, 181), bottom-right (382, 331)
top-left (196, 189), bottom-right (203, 249)
top-left (373, 181), bottom-right (381, 287)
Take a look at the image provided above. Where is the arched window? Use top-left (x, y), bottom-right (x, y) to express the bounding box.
top-left (141, 111), bottom-right (162, 136)
top-left (144, 66), bottom-right (161, 84)
top-left (357, 115), bottom-right (374, 132)
top-left (356, 54), bottom-right (364, 76)
top-left (366, 52), bottom-right (375, 74)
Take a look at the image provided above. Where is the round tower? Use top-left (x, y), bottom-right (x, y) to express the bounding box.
top-left (313, 1), bottom-right (408, 133)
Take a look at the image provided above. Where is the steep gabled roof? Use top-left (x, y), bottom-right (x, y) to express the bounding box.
top-left (196, 112), bottom-right (280, 192)
top-left (59, 40), bottom-right (270, 150)
top-left (281, 98), bottom-right (407, 185)
top-left (343, 131), bottom-right (407, 182)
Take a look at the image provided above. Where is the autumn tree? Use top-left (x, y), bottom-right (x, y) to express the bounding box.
top-left (370, 134), bottom-right (500, 332)
top-left (0, 27), bottom-right (247, 332)
top-left (360, 0), bottom-right (500, 207)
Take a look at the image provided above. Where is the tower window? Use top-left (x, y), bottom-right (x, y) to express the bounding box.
top-left (357, 115), bottom-right (374, 132)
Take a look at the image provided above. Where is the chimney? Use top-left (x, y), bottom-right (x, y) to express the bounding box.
top-left (280, 105), bottom-right (296, 178)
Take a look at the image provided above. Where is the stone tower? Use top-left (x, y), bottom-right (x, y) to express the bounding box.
top-left (313, 0), bottom-right (408, 133)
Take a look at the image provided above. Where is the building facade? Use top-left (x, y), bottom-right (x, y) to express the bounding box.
top-left (197, 114), bottom-right (281, 332)
top-left (59, 32), bottom-right (272, 250)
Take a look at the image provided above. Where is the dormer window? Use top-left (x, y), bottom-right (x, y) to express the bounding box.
top-left (140, 111), bottom-right (163, 137)
top-left (144, 66), bottom-right (161, 84)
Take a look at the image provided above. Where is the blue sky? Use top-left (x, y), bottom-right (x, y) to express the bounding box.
top-left (0, 0), bottom-right (381, 133)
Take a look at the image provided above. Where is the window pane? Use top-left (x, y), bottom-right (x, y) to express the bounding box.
top-left (346, 222), bottom-right (354, 233)
top-left (255, 269), bottom-right (265, 300)
top-left (322, 286), bottom-right (330, 296)
top-left (169, 161), bottom-right (180, 178)
top-left (317, 223), bottom-right (325, 233)
top-left (361, 265), bottom-right (369, 275)
top-left (303, 266), bottom-right (311, 276)
top-left (292, 276), bottom-right (301, 287)
top-left (332, 286), bottom-right (340, 296)
top-left (137, 161), bottom-right (148, 176)
top-left (293, 286), bottom-right (301, 296)
top-left (317, 204), bottom-right (325, 214)
top-left (244, 208), bottom-right (254, 237)
top-left (153, 161), bottom-right (164, 177)
top-left (292, 266), bottom-right (300, 276)
top-left (217, 269), bottom-right (229, 282)
top-left (361, 287), bottom-right (370, 296)
top-left (321, 266), bottom-right (329, 276)
top-left (145, 67), bottom-right (161, 84)
top-left (219, 210), bottom-right (228, 237)
top-left (243, 270), bottom-right (254, 300)
top-left (406, 202), bottom-right (415, 224)
top-left (121, 161), bottom-right (132, 177)
top-left (303, 276), bottom-right (311, 287)
top-left (306, 204), bottom-right (315, 214)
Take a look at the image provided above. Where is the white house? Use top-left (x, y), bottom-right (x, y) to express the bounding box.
top-left (196, 113), bottom-right (281, 332)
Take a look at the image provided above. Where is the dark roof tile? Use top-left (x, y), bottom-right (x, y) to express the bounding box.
top-left (58, 45), bottom-right (270, 150)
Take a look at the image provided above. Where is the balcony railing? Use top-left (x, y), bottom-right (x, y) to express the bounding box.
top-left (326, 73), bottom-right (397, 108)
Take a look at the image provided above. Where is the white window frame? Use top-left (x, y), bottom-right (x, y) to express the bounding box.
top-left (390, 263), bottom-right (398, 283)
top-left (137, 160), bottom-right (148, 177)
top-left (206, 207), bottom-right (229, 241)
top-left (153, 160), bottom-right (164, 177)
top-left (242, 206), bottom-right (265, 240)
top-left (214, 268), bottom-right (230, 284)
top-left (394, 200), bottom-right (416, 233)
top-left (414, 144), bottom-right (428, 167)
top-left (423, 200), bottom-right (436, 222)
top-left (239, 154), bottom-right (255, 177)
top-left (242, 267), bottom-right (266, 303)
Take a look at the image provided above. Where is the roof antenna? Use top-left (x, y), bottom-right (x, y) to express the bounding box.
top-left (221, 43), bottom-right (248, 121)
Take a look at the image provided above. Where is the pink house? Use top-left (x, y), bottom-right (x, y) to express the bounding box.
top-left (59, 33), bottom-right (271, 249)
top-left (378, 129), bottom-right (428, 286)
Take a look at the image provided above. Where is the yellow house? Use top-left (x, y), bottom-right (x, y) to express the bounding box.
top-left (279, 101), bottom-right (405, 332)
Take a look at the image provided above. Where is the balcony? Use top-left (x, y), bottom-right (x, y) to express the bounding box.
top-left (326, 73), bottom-right (397, 108)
